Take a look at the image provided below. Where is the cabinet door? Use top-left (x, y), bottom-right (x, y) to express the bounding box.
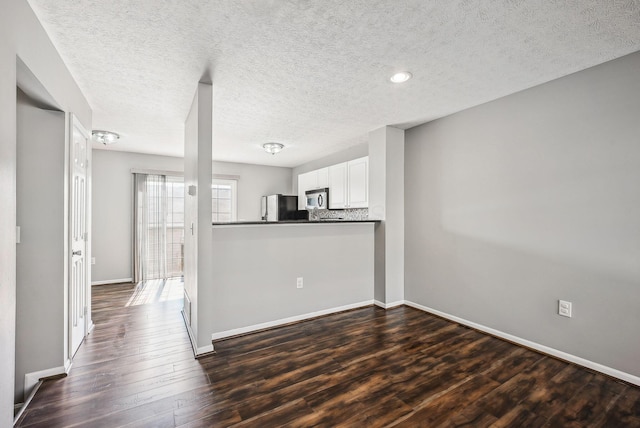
top-left (317, 167), bottom-right (329, 188)
top-left (328, 162), bottom-right (347, 209)
top-left (347, 157), bottom-right (368, 208)
top-left (298, 171), bottom-right (317, 209)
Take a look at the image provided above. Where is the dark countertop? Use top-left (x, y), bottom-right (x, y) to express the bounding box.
top-left (212, 219), bottom-right (380, 226)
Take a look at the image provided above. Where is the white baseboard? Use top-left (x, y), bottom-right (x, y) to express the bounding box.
top-left (211, 300), bottom-right (375, 341)
top-left (24, 362), bottom-right (71, 401)
top-left (374, 299), bottom-right (404, 309)
top-left (404, 300), bottom-right (640, 387)
top-left (197, 344), bottom-right (215, 355)
top-left (91, 278), bottom-right (133, 286)
top-left (180, 309), bottom-right (215, 357)
top-left (87, 321), bottom-right (95, 335)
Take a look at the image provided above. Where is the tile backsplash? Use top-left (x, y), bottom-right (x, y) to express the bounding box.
top-left (314, 208), bottom-right (369, 221)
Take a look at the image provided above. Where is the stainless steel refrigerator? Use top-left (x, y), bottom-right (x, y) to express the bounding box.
top-left (260, 194), bottom-right (300, 222)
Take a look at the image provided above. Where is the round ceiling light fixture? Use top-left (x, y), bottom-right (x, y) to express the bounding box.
top-left (263, 142), bottom-right (284, 155)
top-left (92, 130), bottom-right (120, 145)
top-left (390, 71), bottom-right (413, 83)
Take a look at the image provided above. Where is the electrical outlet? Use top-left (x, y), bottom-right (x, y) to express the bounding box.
top-left (91, 257), bottom-right (96, 265)
top-left (558, 300), bottom-right (572, 318)
top-left (296, 277), bottom-right (303, 289)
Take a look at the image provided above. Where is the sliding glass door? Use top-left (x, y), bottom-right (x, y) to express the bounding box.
top-left (133, 174), bottom-right (184, 282)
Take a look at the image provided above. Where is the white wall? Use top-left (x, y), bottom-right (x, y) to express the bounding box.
top-left (405, 51), bottom-right (640, 380)
top-left (15, 90), bottom-right (66, 402)
top-left (1, 3), bottom-right (91, 424)
top-left (91, 150), bottom-right (292, 283)
top-left (210, 223), bottom-right (374, 337)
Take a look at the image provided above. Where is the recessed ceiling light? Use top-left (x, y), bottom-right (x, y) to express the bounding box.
top-left (390, 71), bottom-right (412, 83)
top-left (92, 130), bottom-right (120, 145)
top-left (263, 142), bottom-right (284, 155)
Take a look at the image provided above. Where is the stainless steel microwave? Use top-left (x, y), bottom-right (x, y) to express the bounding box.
top-left (305, 188), bottom-right (329, 210)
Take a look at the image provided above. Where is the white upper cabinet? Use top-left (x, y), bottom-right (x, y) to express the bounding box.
top-left (297, 167), bottom-right (329, 209)
top-left (298, 171), bottom-right (315, 209)
top-left (347, 157), bottom-right (368, 208)
top-left (298, 156), bottom-right (368, 210)
top-left (317, 167), bottom-right (329, 188)
top-left (328, 156), bottom-right (368, 209)
top-left (328, 162), bottom-right (348, 209)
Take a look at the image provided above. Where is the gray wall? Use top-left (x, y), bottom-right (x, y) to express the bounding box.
top-left (405, 51), bottom-right (640, 378)
top-left (1, 3), bottom-right (91, 424)
top-left (213, 160), bottom-right (293, 220)
top-left (92, 151), bottom-right (183, 283)
top-left (210, 223), bottom-right (374, 335)
top-left (91, 150), bottom-right (293, 283)
top-left (15, 90), bottom-right (66, 402)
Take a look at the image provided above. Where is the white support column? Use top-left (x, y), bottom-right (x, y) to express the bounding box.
top-left (183, 82), bottom-right (215, 354)
top-left (369, 126), bottom-right (405, 306)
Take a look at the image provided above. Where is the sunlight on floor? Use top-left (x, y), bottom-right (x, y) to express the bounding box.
top-left (125, 277), bottom-right (184, 307)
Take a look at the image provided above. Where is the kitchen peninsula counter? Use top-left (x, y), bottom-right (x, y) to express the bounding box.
top-left (212, 219), bottom-right (380, 226)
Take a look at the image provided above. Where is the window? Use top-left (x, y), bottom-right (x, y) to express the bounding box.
top-left (212, 178), bottom-right (237, 222)
top-left (165, 176), bottom-right (184, 277)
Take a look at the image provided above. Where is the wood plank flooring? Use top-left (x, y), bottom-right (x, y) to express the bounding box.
top-left (15, 281), bottom-right (640, 427)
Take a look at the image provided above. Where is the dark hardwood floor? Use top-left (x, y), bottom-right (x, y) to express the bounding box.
top-left (15, 280), bottom-right (640, 427)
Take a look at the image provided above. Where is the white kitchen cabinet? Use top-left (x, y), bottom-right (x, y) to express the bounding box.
top-left (328, 162), bottom-right (347, 209)
top-left (328, 156), bottom-right (368, 209)
top-left (298, 171), bottom-right (315, 209)
top-left (317, 167), bottom-right (329, 188)
top-left (299, 157), bottom-right (368, 210)
top-left (297, 167), bottom-right (329, 209)
top-left (347, 157), bottom-right (368, 208)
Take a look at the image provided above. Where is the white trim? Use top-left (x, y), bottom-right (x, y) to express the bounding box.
top-left (197, 344), bottom-right (215, 355)
top-left (131, 168), bottom-right (183, 177)
top-left (374, 299), bottom-right (404, 309)
top-left (181, 310), bottom-right (215, 357)
top-left (212, 173), bottom-right (241, 181)
top-left (13, 379), bottom-right (43, 426)
top-left (24, 362), bottom-right (70, 401)
top-left (130, 169), bottom-right (241, 182)
top-left (87, 321), bottom-right (95, 335)
top-left (91, 278), bottom-right (133, 286)
top-left (211, 300), bottom-right (374, 341)
top-left (404, 300), bottom-right (640, 387)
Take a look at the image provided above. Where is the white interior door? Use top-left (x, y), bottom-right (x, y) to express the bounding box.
top-left (69, 115), bottom-right (89, 357)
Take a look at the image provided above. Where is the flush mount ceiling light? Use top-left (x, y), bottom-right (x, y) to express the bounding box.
top-left (263, 142), bottom-right (284, 155)
top-left (92, 130), bottom-right (120, 145)
top-left (390, 71), bottom-right (412, 83)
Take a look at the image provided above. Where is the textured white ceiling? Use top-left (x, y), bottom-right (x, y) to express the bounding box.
top-left (27, 0), bottom-right (640, 167)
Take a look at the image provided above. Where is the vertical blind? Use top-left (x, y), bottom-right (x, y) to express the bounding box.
top-left (133, 174), bottom-right (187, 282)
top-left (133, 174), bottom-right (168, 282)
